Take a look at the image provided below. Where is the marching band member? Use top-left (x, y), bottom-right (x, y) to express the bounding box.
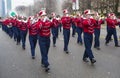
top-left (19, 16), bottom-right (28, 50)
top-left (105, 13), bottom-right (120, 47)
top-left (56, 15), bottom-right (62, 33)
top-left (37, 10), bottom-right (52, 72)
top-left (74, 12), bottom-right (83, 45)
top-left (93, 12), bottom-right (104, 50)
top-left (27, 15), bottom-right (38, 59)
top-left (61, 9), bottom-right (72, 54)
top-left (71, 15), bottom-right (76, 37)
top-left (51, 12), bottom-right (59, 47)
top-left (82, 9), bottom-right (96, 64)
top-left (11, 16), bottom-right (18, 41)
top-left (16, 16), bottom-right (22, 45)
top-left (7, 17), bottom-right (13, 38)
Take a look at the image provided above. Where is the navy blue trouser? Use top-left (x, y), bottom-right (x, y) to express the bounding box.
top-left (2, 25), bottom-right (7, 32)
top-left (29, 35), bottom-right (37, 57)
top-left (8, 27), bottom-right (13, 38)
top-left (76, 27), bottom-right (83, 43)
top-left (20, 30), bottom-right (27, 48)
top-left (38, 36), bottom-right (50, 67)
top-left (105, 26), bottom-right (112, 40)
top-left (5, 25), bottom-right (9, 34)
top-left (94, 28), bottom-right (100, 47)
top-left (13, 26), bottom-right (17, 41)
top-left (83, 32), bottom-right (94, 59)
top-left (1, 24), bottom-right (4, 31)
top-left (63, 29), bottom-right (70, 51)
top-left (72, 23), bottom-right (76, 36)
top-left (106, 28), bottom-right (118, 46)
top-left (56, 27), bottom-right (59, 38)
top-left (59, 24), bottom-right (62, 32)
top-left (52, 27), bottom-right (58, 45)
top-left (16, 28), bottom-right (21, 43)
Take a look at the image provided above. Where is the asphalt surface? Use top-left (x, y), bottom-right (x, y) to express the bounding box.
top-left (0, 27), bottom-right (120, 78)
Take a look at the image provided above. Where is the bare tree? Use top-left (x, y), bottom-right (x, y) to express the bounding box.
top-left (62, 1), bottom-right (73, 13)
top-left (79, 0), bottom-right (120, 15)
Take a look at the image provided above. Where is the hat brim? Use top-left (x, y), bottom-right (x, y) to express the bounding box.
top-left (41, 14), bottom-right (47, 16)
top-left (86, 13), bottom-right (93, 15)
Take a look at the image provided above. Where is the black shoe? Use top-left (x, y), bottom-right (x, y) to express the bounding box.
top-left (90, 58), bottom-right (96, 64)
top-left (22, 47), bottom-right (25, 50)
top-left (45, 67), bottom-right (50, 72)
top-left (32, 56), bottom-right (35, 59)
top-left (95, 47), bottom-right (101, 50)
top-left (77, 42), bottom-right (83, 45)
top-left (115, 45), bottom-right (120, 47)
top-left (83, 58), bottom-right (89, 62)
top-left (64, 50), bottom-right (70, 54)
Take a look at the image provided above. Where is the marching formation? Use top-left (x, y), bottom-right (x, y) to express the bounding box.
top-left (0, 9), bottom-right (120, 72)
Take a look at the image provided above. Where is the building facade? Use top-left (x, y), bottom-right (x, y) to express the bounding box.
top-left (6, 0), bottom-right (12, 15)
top-left (0, 0), bottom-right (6, 17)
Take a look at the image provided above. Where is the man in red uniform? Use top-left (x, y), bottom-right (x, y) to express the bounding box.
top-left (16, 16), bottom-right (22, 45)
top-left (2, 18), bottom-right (9, 33)
top-left (7, 17), bottom-right (13, 38)
top-left (3, 17), bottom-right (13, 37)
top-left (27, 15), bottom-right (38, 59)
top-left (61, 9), bottom-right (72, 54)
top-left (19, 16), bottom-right (28, 50)
top-left (11, 16), bottom-right (18, 41)
top-left (93, 12), bottom-right (104, 50)
top-left (37, 10), bottom-right (52, 72)
top-left (74, 12), bottom-right (83, 45)
top-left (82, 9), bottom-right (96, 64)
top-left (51, 12), bottom-right (60, 47)
top-left (105, 13), bottom-right (120, 47)
top-left (71, 15), bottom-right (76, 37)
top-left (105, 13), bottom-right (113, 42)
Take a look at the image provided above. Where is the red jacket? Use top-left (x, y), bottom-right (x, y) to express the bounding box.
top-left (94, 19), bottom-right (104, 29)
top-left (106, 18), bottom-right (117, 28)
top-left (16, 20), bottom-right (21, 29)
top-left (19, 21), bottom-right (28, 31)
top-left (27, 18), bottom-right (31, 29)
top-left (28, 21), bottom-right (38, 36)
top-left (3, 18), bottom-right (11, 26)
top-left (37, 20), bottom-right (52, 37)
top-left (51, 18), bottom-right (60, 28)
top-left (74, 17), bottom-right (83, 28)
top-left (11, 18), bottom-right (17, 27)
top-left (83, 18), bottom-right (96, 34)
top-left (61, 16), bottom-right (72, 29)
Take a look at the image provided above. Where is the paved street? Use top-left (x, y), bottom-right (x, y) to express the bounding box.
top-left (0, 27), bottom-right (120, 78)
